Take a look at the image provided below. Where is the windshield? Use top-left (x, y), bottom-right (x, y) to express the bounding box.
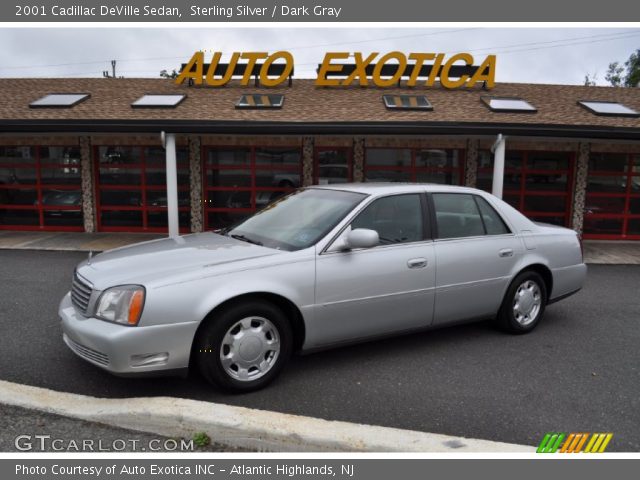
top-left (227, 188), bottom-right (366, 251)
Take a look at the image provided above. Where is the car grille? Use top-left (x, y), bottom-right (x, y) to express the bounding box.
top-left (71, 272), bottom-right (93, 315)
top-left (64, 334), bottom-right (110, 366)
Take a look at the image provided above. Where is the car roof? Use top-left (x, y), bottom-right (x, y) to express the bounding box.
top-left (310, 183), bottom-right (482, 196)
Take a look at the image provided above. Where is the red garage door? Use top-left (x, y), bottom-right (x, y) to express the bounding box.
top-left (583, 153), bottom-right (640, 239)
top-left (477, 150), bottom-right (575, 227)
top-left (0, 146), bottom-right (83, 231)
top-left (94, 146), bottom-right (190, 232)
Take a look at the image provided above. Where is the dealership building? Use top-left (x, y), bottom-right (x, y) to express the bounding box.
top-left (0, 76), bottom-right (639, 239)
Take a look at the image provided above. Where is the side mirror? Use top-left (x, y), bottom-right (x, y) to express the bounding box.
top-left (345, 228), bottom-right (379, 250)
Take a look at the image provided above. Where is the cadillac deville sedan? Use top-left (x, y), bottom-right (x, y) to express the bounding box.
top-left (60, 184), bottom-right (586, 392)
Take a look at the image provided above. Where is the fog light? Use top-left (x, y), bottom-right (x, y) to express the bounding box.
top-left (130, 352), bottom-right (169, 367)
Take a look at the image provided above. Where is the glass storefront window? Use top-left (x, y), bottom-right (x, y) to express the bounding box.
top-left (416, 149), bottom-right (460, 169)
top-left (583, 217), bottom-right (624, 235)
top-left (527, 151), bottom-right (570, 170)
top-left (366, 149), bottom-right (412, 168)
top-left (255, 147), bottom-right (301, 165)
top-left (43, 210), bottom-right (83, 227)
top-left (524, 173), bottom-right (568, 191)
top-left (207, 149), bottom-right (251, 166)
top-left (40, 168), bottom-right (81, 185)
top-left (589, 153), bottom-right (628, 172)
top-left (365, 170), bottom-right (412, 182)
top-left (206, 169), bottom-right (252, 187)
top-left (40, 147), bottom-right (81, 165)
top-left (627, 218), bottom-right (640, 235)
top-left (524, 195), bottom-right (567, 213)
top-left (255, 169), bottom-right (301, 188)
top-left (0, 209), bottom-right (40, 226)
top-left (585, 196), bottom-right (627, 215)
top-left (0, 189), bottom-right (38, 205)
top-left (0, 147), bottom-right (35, 163)
top-left (587, 175), bottom-right (627, 193)
top-left (98, 146), bottom-right (142, 165)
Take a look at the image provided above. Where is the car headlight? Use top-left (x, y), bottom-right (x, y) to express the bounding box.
top-left (95, 285), bottom-right (145, 326)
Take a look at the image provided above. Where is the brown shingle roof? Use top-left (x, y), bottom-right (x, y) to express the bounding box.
top-left (0, 77), bottom-right (639, 131)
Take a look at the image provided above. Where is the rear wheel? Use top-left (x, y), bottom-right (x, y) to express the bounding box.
top-left (195, 300), bottom-right (292, 392)
top-left (497, 271), bottom-right (547, 334)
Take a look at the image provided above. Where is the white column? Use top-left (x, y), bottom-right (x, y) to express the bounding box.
top-left (164, 133), bottom-right (179, 238)
top-left (491, 134), bottom-right (506, 199)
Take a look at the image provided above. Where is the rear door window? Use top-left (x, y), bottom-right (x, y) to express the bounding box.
top-left (432, 193), bottom-right (485, 239)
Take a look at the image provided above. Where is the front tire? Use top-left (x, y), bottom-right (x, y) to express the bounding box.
top-left (497, 271), bottom-right (547, 334)
top-left (195, 300), bottom-right (292, 392)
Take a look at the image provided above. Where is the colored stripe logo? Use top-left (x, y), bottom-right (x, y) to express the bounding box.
top-left (537, 433), bottom-right (613, 453)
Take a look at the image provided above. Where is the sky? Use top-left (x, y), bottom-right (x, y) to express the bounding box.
top-left (0, 27), bottom-right (638, 85)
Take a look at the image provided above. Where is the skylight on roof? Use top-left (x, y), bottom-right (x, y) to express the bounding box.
top-left (29, 93), bottom-right (90, 108)
top-left (383, 95), bottom-right (433, 111)
top-left (578, 100), bottom-right (639, 117)
top-left (482, 97), bottom-right (537, 113)
top-left (236, 94), bottom-right (284, 109)
top-left (131, 94), bottom-right (186, 108)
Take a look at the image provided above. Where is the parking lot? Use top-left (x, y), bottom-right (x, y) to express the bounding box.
top-left (0, 250), bottom-right (638, 451)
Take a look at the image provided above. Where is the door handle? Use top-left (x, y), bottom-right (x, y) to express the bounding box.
top-left (407, 258), bottom-right (428, 269)
top-left (498, 248), bottom-right (514, 258)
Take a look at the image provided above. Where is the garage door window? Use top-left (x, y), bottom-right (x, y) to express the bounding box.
top-left (364, 148), bottom-right (464, 184)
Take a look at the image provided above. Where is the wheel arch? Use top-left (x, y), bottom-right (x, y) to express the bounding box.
top-left (515, 263), bottom-right (553, 299)
top-left (189, 292), bottom-right (306, 368)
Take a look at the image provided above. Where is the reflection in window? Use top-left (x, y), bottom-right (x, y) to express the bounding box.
top-left (365, 148), bottom-right (463, 184)
top-left (433, 193), bottom-right (485, 239)
top-left (351, 194), bottom-right (424, 245)
top-left (203, 146), bottom-right (302, 230)
top-left (315, 149), bottom-right (351, 185)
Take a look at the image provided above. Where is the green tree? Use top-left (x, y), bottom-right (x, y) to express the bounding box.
top-left (160, 69), bottom-right (179, 79)
top-left (605, 49), bottom-right (640, 87)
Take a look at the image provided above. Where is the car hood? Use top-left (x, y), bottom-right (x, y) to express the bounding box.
top-left (76, 232), bottom-right (281, 290)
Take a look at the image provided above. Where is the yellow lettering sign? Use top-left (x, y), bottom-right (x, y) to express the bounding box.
top-left (176, 51), bottom-right (496, 89)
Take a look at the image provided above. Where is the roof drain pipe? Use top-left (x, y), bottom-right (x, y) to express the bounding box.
top-left (491, 133), bottom-right (506, 199)
top-left (161, 131), bottom-right (180, 238)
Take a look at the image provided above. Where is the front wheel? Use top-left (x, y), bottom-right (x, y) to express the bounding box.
top-left (497, 271), bottom-right (547, 334)
top-left (195, 300), bottom-right (292, 392)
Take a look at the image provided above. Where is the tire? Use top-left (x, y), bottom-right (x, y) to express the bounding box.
top-left (195, 300), bottom-right (292, 392)
top-left (497, 270), bottom-right (547, 334)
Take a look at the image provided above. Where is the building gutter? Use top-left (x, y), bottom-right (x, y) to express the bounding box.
top-left (1, 119), bottom-right (639, 140)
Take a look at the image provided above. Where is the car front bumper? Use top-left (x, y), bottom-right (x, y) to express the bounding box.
top-left (59, 293), bottom-right (199, 376)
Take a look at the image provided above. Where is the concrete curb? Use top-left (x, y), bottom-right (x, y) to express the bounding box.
top-left (0, 380), bottom-right (532, 452)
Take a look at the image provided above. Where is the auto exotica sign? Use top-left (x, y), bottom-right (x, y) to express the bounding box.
top-left (175, 51), bottom-right (496, 89)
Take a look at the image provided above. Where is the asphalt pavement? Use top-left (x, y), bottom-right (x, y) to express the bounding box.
top-left (0, 250), bottom-right (638, 451)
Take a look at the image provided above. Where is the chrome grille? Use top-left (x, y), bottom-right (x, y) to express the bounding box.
top-left (64, 334), bottom-right (109, 366)
top-left (71, 271), bottom-right (93, 315)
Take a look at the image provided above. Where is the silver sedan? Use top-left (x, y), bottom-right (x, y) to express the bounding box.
top-left (60, 184), bottom-right (586, 392)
